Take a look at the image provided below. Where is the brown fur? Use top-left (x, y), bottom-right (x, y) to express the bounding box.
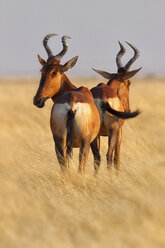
top-left (34, 56), bottom-right (100, 174)
top-left (55, 87), bottom-right (94, 104)
top-left (91, 81), bottom-right (120, 99)
top-left (90, 78), bottom-right (134, 173)
top-left (90, 41), bottom-right (141, 174)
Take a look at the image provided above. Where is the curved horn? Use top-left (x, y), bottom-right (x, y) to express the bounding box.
top-left (43, 33), bottom-right (58, 58)
top-left (124, 42), bottom-right (140, 71)
top-left (54, 35), bottom-right (71, 60)
top-left (116, 41), bottom-right (126, 69)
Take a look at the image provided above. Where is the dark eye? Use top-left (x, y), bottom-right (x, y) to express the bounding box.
top-left (52, 71), bottom-right (57, 76)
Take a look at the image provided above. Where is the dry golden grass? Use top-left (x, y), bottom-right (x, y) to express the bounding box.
top-left (0, 77), bottom-right (165, 248)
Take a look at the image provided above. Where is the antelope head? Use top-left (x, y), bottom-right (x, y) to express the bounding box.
top-left (93, 41), bottom-right (141, 82)
top-left (33, 34), bottom-right (78, 108)
top-left (92, 41), bottom-right (141, 111)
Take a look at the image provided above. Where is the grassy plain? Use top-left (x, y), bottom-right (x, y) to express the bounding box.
top-left (0, 77), bottom-right (165, 248)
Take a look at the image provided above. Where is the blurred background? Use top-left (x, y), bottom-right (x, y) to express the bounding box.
top-left (1, 1), bottom-right (165, 247)
top-left (0, 0), bottom-right (165, 77)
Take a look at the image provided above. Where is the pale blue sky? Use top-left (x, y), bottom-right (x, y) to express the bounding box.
top-left (0, 0), bottom-right (165, 76)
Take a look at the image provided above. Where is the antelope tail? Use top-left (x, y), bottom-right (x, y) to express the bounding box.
top-left (66, 109), bottom-right (75, 159)
top-left (101, 102), bottom-right (140, 119)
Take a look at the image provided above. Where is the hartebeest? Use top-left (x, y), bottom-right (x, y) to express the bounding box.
top-left (33, 34), bottom-right (139, 174)
top-left (90, 41), bottom-right (141, 174)
top-left (33, 34), bottom-right (101, 173)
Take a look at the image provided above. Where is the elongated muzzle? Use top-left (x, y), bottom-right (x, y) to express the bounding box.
top-left (33, 95), bottom-right (48, 108)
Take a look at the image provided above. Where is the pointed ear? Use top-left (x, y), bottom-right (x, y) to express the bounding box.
top-left (118, 67), bottom-right (142, 81)
top-left (92, 68), bottom-right (116, 80)
top-left (60, 56), bottom-right (79, 74)
top-left (37, 54), bottom-right (46, 66)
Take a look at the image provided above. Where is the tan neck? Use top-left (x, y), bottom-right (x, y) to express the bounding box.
top-left (51, 74), bottom-right (77, 102)
top-left (118, 88), bottom-right (130, 112)
top-left (107, 79), bottom-right (120, 96)
top-left (61, 74), bottom-right (77, 91)
top-left (108, 79), bottom-right (130, 111)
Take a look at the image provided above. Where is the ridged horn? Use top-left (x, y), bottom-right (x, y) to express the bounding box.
top-left (124, 42), bottom-right (140, 71)
top-left (54, 35), bottom-right (71, 60)
top-left (116, 41), bottom-right (126, 69)
top-left (43, 33), bottom-right (58, 58)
